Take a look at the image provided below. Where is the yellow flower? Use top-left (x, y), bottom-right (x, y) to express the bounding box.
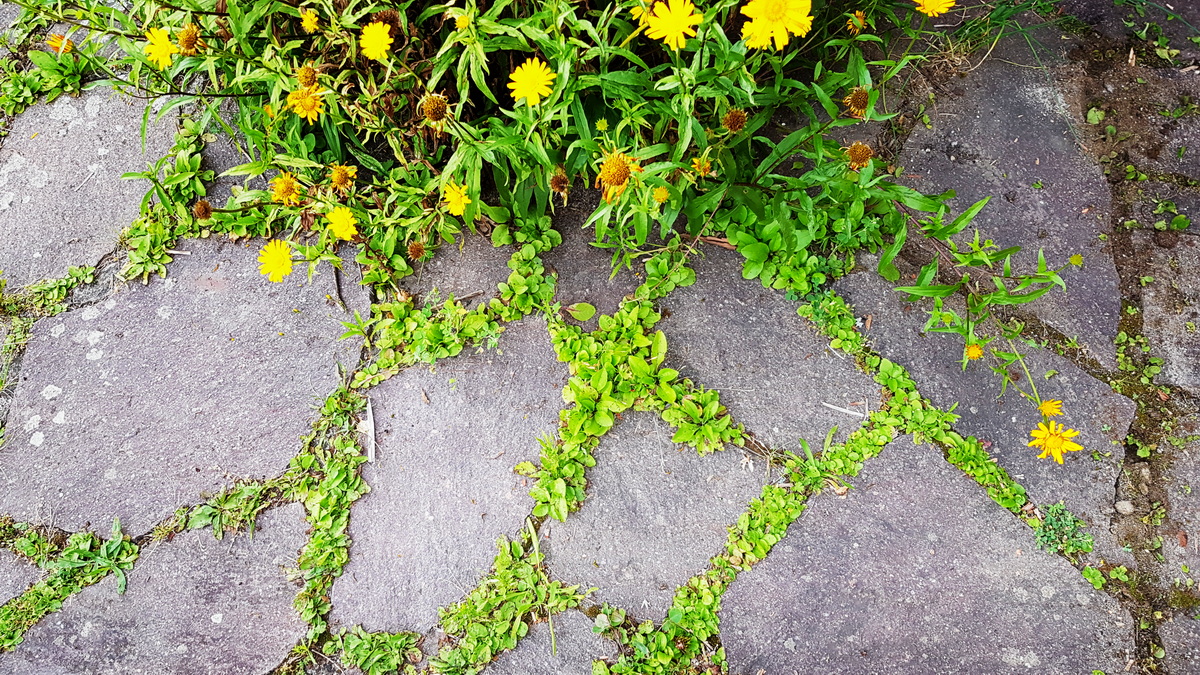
top-left (846, 141), bottom-right (873, 170)
top-left (455, 14), bottom-right (471, 29)
top-left (630, 2), bottom-right (659, 27)
top-left (652, 186), bottom-right (670, 203)
top-left (846, 10), bottom-right (866, 35)
top-left (360, 21), bottom-right (393, 61)
top-left (263, 103), bottom-right (275, 119)
top-left (740, 0), bottom-right (812, 51)
top-left (443, 181), bottom-right (471, 216)
top-left (508, 57), bottom-right (556, 106)
top-left (296, 64), bottom-right (317, 88)
top-left (722, 108), bottom-right (747, 133)
top-left (143, 27), bottom-right (179, 70)
top-left (272, 172), bottom-right (303, 206)
top-left (287, 86), bottom-right (324, 124)
top-left (964, 343), bottom-right (983, 360)
top-left (177, 23), bottom-right (204, 56)
top-left (644, 0), bottom-right (703, 51)
top-left (258, 239), bottom-right (293, 282)
top-left (913, 0), bottom-right (955, 17)
top-left (326, 207), bottom-right (359, 241)
top-left (300, 9), bottom-right (319, 33)
top-left (843, 86), bottom-right (869, 118)
top-left (329, 164), bottom-right (357, 193)
top-left (1038, 399), bottom-right (1064, 417)
top-left (595, 118), bottom-right (609, 132)
top-left (1028, 421), bottom-right (1083, 464)
top-left (691, 156), bottom-right (712, 177)
top-left (46, 34), bottom-right (74, 54)
top-left (596, 150), bottom-right (640, 203)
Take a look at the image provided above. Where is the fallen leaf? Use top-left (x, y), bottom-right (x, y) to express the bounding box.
top-left (1179, 530), bottom-right (1188, 548)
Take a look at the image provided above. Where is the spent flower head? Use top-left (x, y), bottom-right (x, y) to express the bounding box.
top-left (722, 109), bottom-right (747, 133)
top-left (846, 141), bottom-right (874, 170)
top-left (272, 172), bottom-right (303, 206)
top-left (843, 86), bottom-right (869, 118)
top-left (329, 164), bottom-right (357, 193)
top-left (177, 23), bottom-right (204, 56)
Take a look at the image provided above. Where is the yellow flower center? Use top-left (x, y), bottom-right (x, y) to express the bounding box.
top-left (422, 94), bottom-right (449, 122)
top-left (598, 153), bottom-right (631, 188)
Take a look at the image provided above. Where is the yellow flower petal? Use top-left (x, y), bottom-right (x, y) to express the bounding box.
top-left (507, 57), bottom-right (556, 106)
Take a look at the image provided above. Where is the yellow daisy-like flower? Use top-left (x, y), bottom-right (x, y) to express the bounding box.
top-left (296, 64), bottom-right (317, 88)
top-left (691, 156), bottom-right (712, 177)
top-left (326, 207), bottom-right (359, 241)
top-left (258, 239), bottom-right (293, 283)
top-left (644, 0), bottom-right (703, 51)
top-left (177, 23), bottom-right (204, 56)
top-left (508, 57), bottom-right (556, 107)
top-left (300, 9), bottom-right (319, 33)
top-left (455, 14), bottom-right (471, 29)
top-left (913, 0), bottom-right (955, 17)
top-left (263, 103), bottom-right (275, 119)
top-left (46, 34), bottom-right (74, 54)
top-left (329, 164), bottom-right (357, 193)
top-left (272, 172), bottom-right (303, 206)
top-left (595, 119), bottom-right (609, 132)
top-left (360, 21), bottom-right (393, 61)
top-left (596, 150), bottom-right (641, 203)
top-left (443, 181), bottom-right (472, 216)
top-left (846, 10), bottom-right (866, 35)
top-left (652, 186), bottom-right (670, 203)
top-left (1028, 421), bottom-right (1083, 464)
top-left (740, 0), bottom-right (813, 51)
top-left (143, 27), bottom-right (179, 70)
top-left (843, 86), bottom-right (869, 118)
top-left (287, 86), bottom-right (324, 124)
top-left (1037, 399), bottom-right (1064, 417)
top-left (964, 343), bottom-right (983, 360)
top-left (846, 141), bottom-right (874, 170)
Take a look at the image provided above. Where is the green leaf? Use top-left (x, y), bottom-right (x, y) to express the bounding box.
top-left (565, 302), bottom-right (596, 321)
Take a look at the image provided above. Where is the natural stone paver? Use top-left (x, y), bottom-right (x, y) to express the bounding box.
top-left (330, 317), bottom-right (565, 633)
top-left (0, 91), bottom-right (173, 288)
top-left (398, 232), bottom-right (512, 310)
top-left (544, 413), bottom-right (765, 619)
top-left (1163, 415), bottom-right (1200, 600)
top-left (0, 238), bottom-right (366, 534)
top-left (0, 551), bottom-right (38, 605)
top-left (1060, 0), bottom-right (1200, 63)
top-left (485, 609), bottom-right (616, 675)
top-left (1161, 616), bottom-right (1200, 674)
top-left (1134, 230), bottom-right (1200, 397)
top-left (896, 50), bottom-right (1122, 367)
top-left (543, 190), bottom-right (640, 327)
top-left (835, 269), bottom-right (1136, 564)
top-left (719, 437), bottom-right (1135, 674)
top-left (657, 246), bottom-right (880, 451)
top-left (2, 503), bottom-right (307, 674)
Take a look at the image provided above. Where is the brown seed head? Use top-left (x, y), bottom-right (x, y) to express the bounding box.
top-left (296, 64), bottom-right (317, 88)
top-left (549, 167), bottom-right (570, 205)
top-left (192, 199), bottom-right (213, 220)
top-left (421, 93), bottom-right (449, 123)
top-left (407, 240), bottom-right (426, 261)
top-left (722, 108), bottom-right (747, 133)
top-left (847, 141), bottom-right (874, 170)
top-left (300, 210), bottom-right (316, 230)
top-left (372, 9), bottom-right (402, 39)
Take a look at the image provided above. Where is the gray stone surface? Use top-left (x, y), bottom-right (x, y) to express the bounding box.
top-left (0, 550), bottom-right (39, 605)
top-left (1163, 415), bottom-right (1200, 593)
top-left (1162, 615), bottom-right (1200, 675)
top-left (835, 269), bottom-right (1136, 564)
top-left (896, 53), bottom-right (1121, 367)
top-left (330, 317), bottom-right (565, 633)
top-left (0, 91), bottom-right (173, 288)
top-left (544, 413), bottom-right (765, 619)
top-left (484, 609), bottom-right (616, 675)
top-left (1060, 0), bottom-right (1200, 62)
top-left (657, 246), bottom-right (880, 452)
top-left (719, 438), bottom-right (1135, 675)
top-left (1134, 230), bottom-right (1200, 397)
top-left (400, 232), bottom-right (512, 311)
top-left (543, 188), bottom-right (640, 327)
top-left (0, 238), bottom-right (366, 534)
top-left (2, 503), bottom-right (308, 674)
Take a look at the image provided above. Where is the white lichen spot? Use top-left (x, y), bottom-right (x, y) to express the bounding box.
top-left (23, 415), bottom-right (40, 431)
top-left (1001, 650), bottom-right (1042, 668)
top-left (0, 192), bottom-right (13, 211)
top-left (210, 613), bottom-right (223, 624)
top-left (41, 384), bottom-right (63, 400)
top-left (50, 324), bottom-right (65, 338)
top-left (29, 431), bottom-right (44, 447)
top-left (48, 97), bottom-right (79, 121)
top-left (156, 306), bottom-right (173, 319)
top-left (1040, 585), bottom-right (1056, 599)
top-left (96, 147), bottom-right (109, 156)
top-left (53, 411), bottom-right (65, 424)
top-left (86, 330), bottom-right (103, 345)
top-left (86, 348), bottom-right (103, 361)
top-left (103, 298), bottom-right (116, 310)
top-left (81, 306), bottom-right (102, 321)
top-left (84, 95), bottom-right (102, 118)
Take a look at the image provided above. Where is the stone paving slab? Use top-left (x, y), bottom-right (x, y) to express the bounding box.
top-left (1060, 0), bottom-right (1200, 62)
top-left (0, 550), bottom-right (39, 605)
top-left (543, 412), bottom-right (765, 620)
top-left (896, 52), bottom-right (1121, 368)
top-left (835, 269), bottom-right (1136, 565)
top-left (330, 317), bottom-right (565, 634)
top-left (1161, 615), bottom-right (1200, 674)
top-left (719, 437), bottom-right (1135, 675)
top-left (0, 237), bottom-right (366, 535)
top-left (398, 232), bottom-right (511, 311)
top-left (1163, 414), bottom-right (1200, 598)
top-left (657, 246), bottom-right (880, 452)
top-left (1, 503), bottom-right (308, 674)
top-left (0, 90), bottom-right (173, 288)
top-left (484, 609), bottom-right (616, 675)
top-left (1133, 230), bottom-right (1200, 397)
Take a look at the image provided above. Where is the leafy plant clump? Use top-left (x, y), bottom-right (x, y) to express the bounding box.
top-left (1035, 501), bottom-right (1095, 560)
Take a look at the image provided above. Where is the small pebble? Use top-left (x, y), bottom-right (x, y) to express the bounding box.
top-left (1115, 501), bottom-right (1136, 515)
